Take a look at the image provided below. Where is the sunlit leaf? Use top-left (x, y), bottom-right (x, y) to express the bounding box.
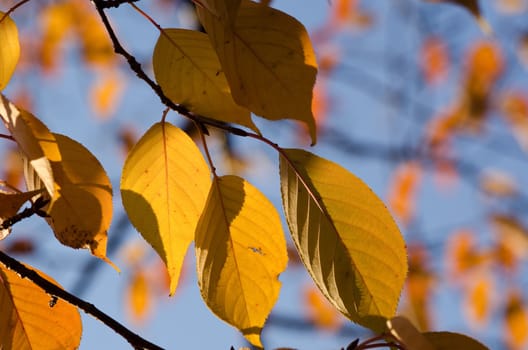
top-left (280, 149), bottom-right (407, 331)
top-left (387, 316), bottom-right (434, 350)
top-left (423, 331), bottom-right (490, 350)
top-left (153, 29), bottom-right (256, 132)
top-left (43, 133), bottom-right (114, 266)
top-left (0, 12), bottom-right (20, 90)
top-left (0, 94), bottom-right (60, 197)
top-left (195, 175), bottom-right (287, 347)
top-left (0, 264), bottom-right (82, 349)
top-left (0, 187), bottom-right (43, 240)
top-left (197, 0), bottom-right (318, 144)
top-left (121, 122), bottom-right (211, 294)
top-left (196, 0), bottom-right (241, 25)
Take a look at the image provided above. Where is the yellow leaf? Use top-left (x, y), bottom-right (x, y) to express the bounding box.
top-left (280, 149), bottom-right (407, 331)
top-left (387, 316), bottom-right (434, 350)
top-left (0, 12), bottom-right (19, 90)
top-left (0, 264), bottom-right (82, 349)
top-left (196, 0), bottom-right (241, 25)
top-left (195, 175), bottom-right (287, 347)
top-left (0, 187), bottom-right (43, 240)
top-left (423, 331), bottom-right (490, 349)
top-left (152, 29), bottom-right (256, 132)
top-left (121, 122), bottom-right (211, 294)
top-left (196, 0), bottom-right (318, 144)
top-left (0, 94), bottom-right (60, 197)
top-left (45, 133), bottom-right (114, 266)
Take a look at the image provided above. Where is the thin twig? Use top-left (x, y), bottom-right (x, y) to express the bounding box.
top-left (0, 251), bottom-right (165, 350)
top-left (0, 197), bottom-right (49, 230)
top-left (0, 133), bottom-right (15, 141)
top-left (90, 0), bottom-right (249, 138)
top-left (0, 0), bottom-right (30, 23)
top-left (95, 0), bottom-right (140, 9)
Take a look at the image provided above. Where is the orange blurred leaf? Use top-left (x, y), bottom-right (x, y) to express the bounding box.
top-left (480, 169), bottom-right (517, 197)
top-left (304, 285), bottom-right (343, 331)
top-left (126, 270), bottom-right (151, 323)
top-left (446, 230), bottom-right (485, 279)
top-left (406, 244), bottom-right (435, 331)
top-left (500, 92), bottom-right (528, 152)
top-left (464, 274), bottom-right (493, 326)
top-left (490, 214), bottom-right (528, 261)
top-left (420, 36), bottom-right (449, 85)
top-left (90, 71), bottom-right (124, 119)
top-left (388, 161), bottom-right (422, 225)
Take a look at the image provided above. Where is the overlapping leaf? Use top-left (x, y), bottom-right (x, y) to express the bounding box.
top-left (0, 188), bottom-right (43, 240)
top-left (196, 0), bottom-right (318, 143)
top-left (121, 122), bottom-right (211, 294)
top-left (0, 94), bottom-right (60, 196)
top-left (280, 149), bottom-right (407, 331)
top-left (0, 12), bottom-right (19, 90)
top-left (195, 175), bottom-right (287, 347)
top-left (153, 29), bottom-right (256, 132)
top-left (0, 264), bottom-right (82, 349)
top-left (423, 332), bottom-right (489, 349)
top-left (45, 133), bottom-right (114, 265)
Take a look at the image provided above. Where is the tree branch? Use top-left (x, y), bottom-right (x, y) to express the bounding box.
top-left (90, 0), bottom-right (249, 138)
top-left (0, 251), bottom-right (165, 350)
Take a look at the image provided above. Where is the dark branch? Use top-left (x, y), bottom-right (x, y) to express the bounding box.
top-left (90, 0), bottom-right (249, 138)
top-left (0, 197), bottom-right (49, 231)
top-left (96, 0), bottom-right (140, 9)
top-left (0, 251), bottom-right (165, 350)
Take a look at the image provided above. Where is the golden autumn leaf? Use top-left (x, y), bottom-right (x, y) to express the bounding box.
top-left (445, 230), bottom-right (484, 279)
top-left (121, 122), bottom-right (211, 295)
top-left (387, 316), bottom-right (434, 350)
top-left (152, 29), bottom-right (256, 132)
top-left (423, 331), bottom-right (490, 349)
top-left (196, 0), bottom-right (318, 144)
top-left (45, 133), bottom-right (114, 266)
top-left (0, 187), bottom-right (43, 240)
top-left (491, 214), bottom-right (528, 261)
top-left (195, 175), bottom-right (287, 347)
top-left (0, 94), bottom-right (60, 197)
top-left (0, 12), bottom-right (19, 90)
top-left (0, 265), bottom-right (82, 349)
top-left (280, 149), bottom-right (407, 332)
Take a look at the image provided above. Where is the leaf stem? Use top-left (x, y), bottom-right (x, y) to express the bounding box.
top-left (0, 133), bottom-right (15, 141)
top-left (0, 0), bottom-right (30, 23)
top-left (195, 120), bottom-right (217, 178)
top-left (0, 251), bottom-right (165, 350)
